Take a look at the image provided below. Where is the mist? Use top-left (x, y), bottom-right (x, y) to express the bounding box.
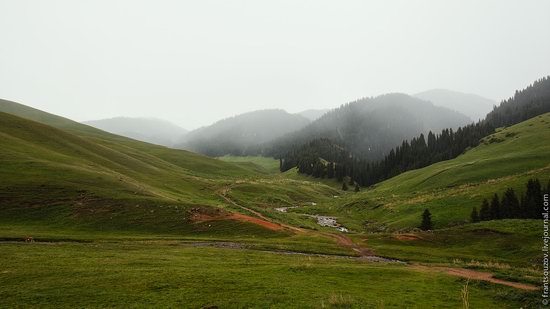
top-left (1, 0), bottom-right (549, 129)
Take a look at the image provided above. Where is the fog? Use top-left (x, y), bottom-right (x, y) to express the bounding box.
top-left (1, 0), bottom-right (549, 130)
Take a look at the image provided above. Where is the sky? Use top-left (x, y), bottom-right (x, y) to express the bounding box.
top-left (1, 0), bottom-right (549, 130)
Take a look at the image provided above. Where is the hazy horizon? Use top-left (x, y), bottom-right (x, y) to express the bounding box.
top-left (1, 0), bottom-right (549, 130)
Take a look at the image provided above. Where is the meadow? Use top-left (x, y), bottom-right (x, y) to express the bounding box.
top-left (0, 101), bottom-right (546, 307)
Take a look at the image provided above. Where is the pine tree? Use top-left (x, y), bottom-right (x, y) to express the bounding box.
top-left (470, 207), bottom-right (480, 223)
top-left (523, 178), bottom-right (543, 219)
top-left (420, 209), bottom-right (433, 231)
top-left (354, 183), bottom-right (360, 192)
top-left (501, 188), bottom-right (520, 218)
top-left (490, 193), bottom-right (500, 219)
top-left (342, 182), bottom-right (348, 191)
top-left (479, 199), bottom-right (491, 221)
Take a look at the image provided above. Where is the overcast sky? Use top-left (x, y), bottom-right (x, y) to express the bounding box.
top-left (1, 0), bottom-right (549, 130)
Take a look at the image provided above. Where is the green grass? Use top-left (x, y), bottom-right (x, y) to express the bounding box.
top-left (365, 220), bottom-right (539, 268)
top-left (336, 113), bottom-right (550, 230)
top-left (0, 100), bottom-right (546, 307)
top-left (0, 240), bottom-right (537, 308)
top-left (218, 155), bottom-right (281, 174)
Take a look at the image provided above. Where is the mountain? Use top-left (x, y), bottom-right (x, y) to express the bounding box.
top-left (347, 112), bottom-right (550, 230)
top-left (0, 99), bottom-right (284, 234)
top-left (296, 109), bottom-right (330, 121)
top-left (177, 109), bottom-right (311, 156)
top-left (269, 93), bottom-right (472, 160)
top-left (83, 117), bottom-right (187, 147)
top-left (414, 89), bottom-right (496, 121)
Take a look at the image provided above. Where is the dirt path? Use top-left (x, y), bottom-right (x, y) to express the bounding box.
top-left (217, 185), bottom-right (373, 256)
top-left (320, 232), bottom-right (373, 257)
top-left (216, 186), bottom-right (303, 233)
top-left (216, 184), bottom-right (536, 291)
top-left (410, 264), bottom-right (537, 291)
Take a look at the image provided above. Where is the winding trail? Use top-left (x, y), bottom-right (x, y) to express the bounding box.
top-left (217, 186), bottom-right (303, 233)
top-left (216, 184), bottom-right (538, 291)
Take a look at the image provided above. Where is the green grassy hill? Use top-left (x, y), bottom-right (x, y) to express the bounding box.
top-left (0, 99), bottom-right (303, 237)
top-left (0, 100), bottom-right (344, 246)
top-left (337, 113), bottom-right (550, 230)
top-left (0, 99), bottom-right (260, 178)
top-left (0, 111), bottom-right (278, 236)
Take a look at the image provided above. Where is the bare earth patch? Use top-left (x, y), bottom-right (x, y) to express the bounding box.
top-left (410, 264), bottom-right (537, 291)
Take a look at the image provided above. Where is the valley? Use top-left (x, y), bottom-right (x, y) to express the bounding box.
top-left (0, 78), bottom-right (548, 308)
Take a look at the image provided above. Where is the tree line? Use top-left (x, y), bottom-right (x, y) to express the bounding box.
top-left (279, 76), bottom-right (550, 187)
top-left (470, 178), bottom-right (550, 222)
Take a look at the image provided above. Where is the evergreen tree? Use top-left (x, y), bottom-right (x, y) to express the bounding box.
top-left (354, 183), bottom-right (360, 192)
top-left (420, 209), bottom-right (433, 231)
top-left (523, 178), bottom-right (543, 219)
top-left (342, 182), bottom-right (348, 191)
top-left (470, 207), bottom-right (480, 223)
top-left (479, 199), bottom-right (491, 221)
top-left (501, 188), bottom-right (520, 218)
top-left (490, 193), bottom-right (500, 219)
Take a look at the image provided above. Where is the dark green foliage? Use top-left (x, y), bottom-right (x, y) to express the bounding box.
top-left (501, 188), bottom-right (520, 219)
top-left (278, 77), bottom-right (550, 188)
top-left (474, 178), bottom-right (548, 222)
top-left (490, 193), bottom-right (501, 219)
top-left (354, 183), bottom-right (360, 192)
top-left (268, 93), bottom-right (470, 159)
top-left (420, 209), bottom-right (433, 230)
top-left (470, 207), bottom-right (480, 223)
top-left (485, 76), bottom-right (550, 128)
top-left (342, 182), bottom-right (348, 191)
top-left (479, 199), bottom-right (491, 221)
top-left (523, 178), bottom-right (543, 219)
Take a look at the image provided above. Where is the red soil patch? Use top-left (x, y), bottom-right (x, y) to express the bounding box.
top-left (410, 264), bottom-right (537, 291)
top-left (229, 213), bottom-right (284, 231)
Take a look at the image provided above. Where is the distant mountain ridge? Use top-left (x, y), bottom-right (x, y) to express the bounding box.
top-left (266, 93), bottom-right (472, 160)
top-left (177, 109), bottom-right (311, 156)
top-left (296, 109), bottom-right (330, 121)
top-left (83, 117), bottom-right (188, 147)
top-left (414, 89), bottom-right (496, 121)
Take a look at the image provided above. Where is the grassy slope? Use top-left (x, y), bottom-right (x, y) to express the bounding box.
top-left (333, 113), bottom-right (550, 231)
top-left (0, 100), bottom-right (543, 307)
top-left (0, 101), bottom-right (343, 251)
top-left (0, 111), bottom-right (276, 237)
top-left (218, 155), bottom-right (281, 174)
top-left (0, 99), bottom-right (259, 178)
top-left (0, 241), bottom-right (535, 308)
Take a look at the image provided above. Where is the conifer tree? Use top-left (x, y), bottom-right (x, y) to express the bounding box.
top-left (354, 183), bottom-right (360, 192)
top-left (342, 182), bottom-right (348, 191)
top-left (470, 207), bottom-right (480, 223)
top-left (490, 193), bottom-right (500, 219)
top-left (523, 178), bottom-right (543, 218)
top-left (479, 199), bottom-right (491, 221)
top-left (501, 188), bottom-right (520, 218)
top-left (420, 209), bottom-right (433, 231)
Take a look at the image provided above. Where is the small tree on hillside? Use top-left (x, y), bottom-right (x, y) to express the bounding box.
top-left (470, 207), bottom-right (480, 223)
top-left (479, 199), bottom-right (491, 221)
top-left (501, 188), bottom-right (520, 218)
top-left (354, 183), bottom-right (360, 192)
top-left (342, 182), bottom-right (348, 191)
top-left (490, 193), bottom-right (501, 219)
top-left (420, 209), bottom-right (433, 231)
